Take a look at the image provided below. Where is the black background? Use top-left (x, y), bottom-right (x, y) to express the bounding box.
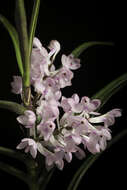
top-left (0, 0), bottom-right (127, 189)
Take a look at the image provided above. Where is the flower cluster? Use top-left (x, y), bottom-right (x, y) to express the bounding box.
top-left (11, 38), bottom-right (121, 170)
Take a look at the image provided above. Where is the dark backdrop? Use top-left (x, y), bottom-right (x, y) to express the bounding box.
top-left (0, 1), bottom-right (127, 189)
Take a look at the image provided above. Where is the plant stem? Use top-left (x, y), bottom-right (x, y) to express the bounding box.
top-left (26, 156), bottom-right (54, 190)
top-left (28, 183), bottom-right (40, 190)
top-left (38, 169), bottom-right (55, 190)
top-left (26, 159), bottom-right (40, 190)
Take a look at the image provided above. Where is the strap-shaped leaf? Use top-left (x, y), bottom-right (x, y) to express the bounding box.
top-left (72, 41), bottom-right (113, 58)
top-left (0, 15), bottom-right (24, 76)
top-left (67, 73), bottom-right (127, 190)
top-left (67, 129), bottom-right (127, 190)
top-left (15, 0), bottom-right (29, 87)
top-left (0, 161), bottom-right (28, 183)
top-left (15, 0), bottom-right (31, 106)
top-left (0, 146), bottom-right (27, 163)
top-left (92, 72), bottom-right (127, 109)
top-left (0, 100), bottom-right (26, 115)
top-left (29, 0), bottom-right (40, 57)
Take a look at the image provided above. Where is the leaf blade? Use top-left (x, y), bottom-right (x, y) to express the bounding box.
top-left (67, 129), bottom-right (127, 190)
top-left (15, 0), bottom-right (29, 87)
top-left (0, 146), bottom-right (27, 162)
top-left (29, 0), bottom-right (40, 57)
top-left (0, 161), bottom-right (28, 183)
top-left (0, 15), bottom-right (24, 76)
top-left (72, 41), bottom-right (113, 58)
top-left (0, 100), bottom-right (26, 115)
top-left (92, 72), bottom-right (127, 109)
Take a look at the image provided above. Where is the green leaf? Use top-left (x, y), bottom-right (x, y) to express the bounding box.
top-left (15, 0), bottom-right (31, 106)
top-left (92, 72), bottom-right (127, 109)
top-left (0, 161), bottom-right (28, 183)
top-left (15, 0), bottom-right (29, 87)
top-left (29, 0), bottom-right (40, 58)
top-left (0, 15), bottom-right (24, 76)
top-left (0, 100), bottom-right (26, 115)
top-left (72, 41), bottom-right (113, 58)
top-left (67, 41), bottom-right (127, 190)
top-left (0, 146), bottom-right (28, 164)
top-left (0, 146), bottom-right (36, 172)
top-left (67, 129), bottom-right (127, 190)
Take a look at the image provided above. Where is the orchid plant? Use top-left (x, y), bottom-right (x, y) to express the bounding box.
top-left (0, 1), bottom-right (127, 190)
